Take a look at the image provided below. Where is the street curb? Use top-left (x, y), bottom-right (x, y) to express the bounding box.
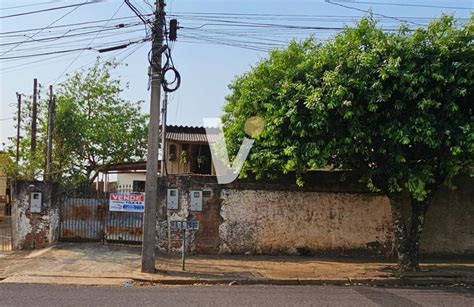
top-left (1, 274), bottom-right (472, 287)
top-left (131, 277), bottom-right (474, 287)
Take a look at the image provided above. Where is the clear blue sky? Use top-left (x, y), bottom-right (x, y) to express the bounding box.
top-left (0, 0), bottom-right (472, 147)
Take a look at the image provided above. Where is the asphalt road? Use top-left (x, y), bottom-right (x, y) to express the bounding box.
top-left (0, 284), bottom-right (473, 306)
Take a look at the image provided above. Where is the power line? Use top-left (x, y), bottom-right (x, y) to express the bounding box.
top-left (0, 30), bottom-right (146, 55)
top-left (0, 1), bottom-right (57, 11)
top-left (42, 41), bottom-right (145, 85)
top-left (52, 1), bottom-right (126, 85)
top-left (0, 14), bottom-right (152, 36)
top-left (0, 3), bottom-right (83, 57)
top-left (0, 38), bottom-right (149, 60)
top-left (325, 0), bottom-right (424, 26)
top-left (0, 1), bottom-right (101, 19)
top-left (0, 35), bottom-right (148, 73)
top-left (336, 1), bottom-right (473, 10)
top-left (0, 23), bottom-right (142, 48)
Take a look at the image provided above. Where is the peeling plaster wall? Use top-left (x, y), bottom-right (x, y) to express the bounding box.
top-left (159, 174), bottom-right (393, 256)
top-left (158, 174), bottom-right (474, 257)
top-left (11, 181), bottom-right (60, 250)
top-left (219, 190), bottom-right (393, 255)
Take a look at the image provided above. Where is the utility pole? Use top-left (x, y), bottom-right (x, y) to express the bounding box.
top-left (160, 92), bottom-right (168, 176)
top-left (45, 85), bottom-right (55, 181)
top-left (15, 93), bottom-right (21, 164)
top-left (31, 78), bottom-right (38, 153)
top-left (142, 0), bottom-right (165, 273)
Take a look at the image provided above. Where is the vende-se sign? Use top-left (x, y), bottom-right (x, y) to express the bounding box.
top-left (109, 192), bottom-right (145, 213)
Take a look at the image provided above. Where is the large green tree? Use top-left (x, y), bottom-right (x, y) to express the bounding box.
top-left (7, 60), bottom-right (148, 185)
top-left (223, 15), bottom-right (473, 271)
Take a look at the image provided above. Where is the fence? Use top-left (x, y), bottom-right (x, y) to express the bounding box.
top-left (0, 216), bottom-right (12, 251)
top-left (59, 184), bottom-right (143, 245)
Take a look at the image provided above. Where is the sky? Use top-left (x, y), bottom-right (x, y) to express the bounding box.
top-left (0, 0), bottom-right (472, 147)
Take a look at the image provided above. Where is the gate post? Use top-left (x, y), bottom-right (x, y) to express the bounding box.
top-left (10, 180), bottom-right (59, 250)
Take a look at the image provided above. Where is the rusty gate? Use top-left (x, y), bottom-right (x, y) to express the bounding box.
top-left (58, 185), bottom-right (143, 244)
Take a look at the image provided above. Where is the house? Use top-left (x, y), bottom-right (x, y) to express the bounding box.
top-left (102, 125), bottom-right (219, 191)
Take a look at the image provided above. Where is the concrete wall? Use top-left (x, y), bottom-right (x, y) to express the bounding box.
top-left (419, 176), bottom-right (474, 256)
top-left (11, 181), bottom-right (59, 250)
top-left (158, 174), bottom-right (474, 257)
top-left (219, 189), bottom-right (392, 255)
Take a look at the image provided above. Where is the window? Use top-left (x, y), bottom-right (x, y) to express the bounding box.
top-left (132, 180), bottom-right (146, 192)
top-left (168, 144), bottom-right (177, 161)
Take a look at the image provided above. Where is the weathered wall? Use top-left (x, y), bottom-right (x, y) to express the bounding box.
top-left (158, 173), bottom-right (474, 257)
top-left (11, 181), bottom-right (59, 250)
top-left (420, 176), bottom-right (474, 255)
top-left (159, 173), bottom-right (393, 256)
top-left (219, 189), bottom-right (392, 255)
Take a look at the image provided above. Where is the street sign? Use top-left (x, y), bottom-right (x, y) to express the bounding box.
top-left (169, 220), bottom-right (200, 271)
top-left (170, 220), bottom-right (199, 231)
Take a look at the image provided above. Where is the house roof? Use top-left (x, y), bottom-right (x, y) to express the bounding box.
top-left (165, 125), bottom-right (220, 144)
top-left (102, 125), bottom-right (219, 172)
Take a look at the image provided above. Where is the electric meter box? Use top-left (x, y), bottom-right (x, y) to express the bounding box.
top-left (167, 188), bottom-right (179, 209)
top-left (190, 190), bottom-right (202, 211)
top-left (30, 192), bottom-right (42, 213)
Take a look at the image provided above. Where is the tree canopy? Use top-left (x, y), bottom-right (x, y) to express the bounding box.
top-left (6, 60), bottom-right (148, 184)
top-left (223, 15), bottom-right (473, 271)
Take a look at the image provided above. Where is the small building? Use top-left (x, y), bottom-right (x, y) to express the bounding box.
top-left (102, 125), bottom-right (219, 191)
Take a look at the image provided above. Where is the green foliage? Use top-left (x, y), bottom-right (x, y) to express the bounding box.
top-left (223, 15), bottom-right (473, 201)
top-left (7, 59), bottom-right (148, 184)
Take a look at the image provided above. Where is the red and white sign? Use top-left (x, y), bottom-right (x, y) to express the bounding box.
top-left (109, 192), bottom-right (145, 212)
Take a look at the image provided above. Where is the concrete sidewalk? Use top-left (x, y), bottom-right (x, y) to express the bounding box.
top-left (0, 243), bottom-right (473, 286)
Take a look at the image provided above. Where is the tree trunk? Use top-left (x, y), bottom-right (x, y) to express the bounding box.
top-left (405, 197), bottom-right (431, 271)
top-left (388, 192), bottom-right (411, 271)
top-left (389, 191), bottom-right (432, 272)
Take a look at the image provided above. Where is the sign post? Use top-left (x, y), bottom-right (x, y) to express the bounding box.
top-left (170, 220), bottom-right (199, 271)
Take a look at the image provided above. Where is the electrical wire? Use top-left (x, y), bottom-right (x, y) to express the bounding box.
top-left (0, 23), bottom-right (142, 48)
top-left (160, 15), bottom-right (181, 92)
top-left (0, 29), bottom-right (146, 55)
top-left (0, 38), bottom-right (149, 60)
top-left (52, 1), bottom-right (126, 85)
top-left (0, 1), bottom-right (101, 19)
top-left (325, 0), bottom-right (424, 26)
top-left (0, 1), bottom-right (57, 11)
top-left (335, 1), bottom-right (473, 10)
top-left (0, 3), bottom-right (83, 57)
top-left (0, 14), bottom-right (152, 36)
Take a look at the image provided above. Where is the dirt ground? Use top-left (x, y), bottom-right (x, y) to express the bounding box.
top-left (0, 243), bottom-right (473, 285)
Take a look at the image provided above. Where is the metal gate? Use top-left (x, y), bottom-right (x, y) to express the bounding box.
top-left (59, 186), bottom-right (143, 244)
top-left (0, 215), bottom-right (12, 251)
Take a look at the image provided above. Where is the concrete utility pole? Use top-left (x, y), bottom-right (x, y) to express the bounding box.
top-left (142, 0), bottom-right (165, 273)
top-left (31, 78), bottom-right (38, 152)
top-left (15, 93), bottom-right (21, 164)
top-left (45, 85), bottom-right (55, 181)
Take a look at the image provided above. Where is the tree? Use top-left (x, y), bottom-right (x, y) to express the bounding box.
top-left (223, 15), bottom-right (473, 271)
top-left (6, 59), bottom-right (148, 185)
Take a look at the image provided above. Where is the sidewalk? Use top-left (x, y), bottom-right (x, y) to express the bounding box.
top-left (0, 243), bottom-right (473, 286)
